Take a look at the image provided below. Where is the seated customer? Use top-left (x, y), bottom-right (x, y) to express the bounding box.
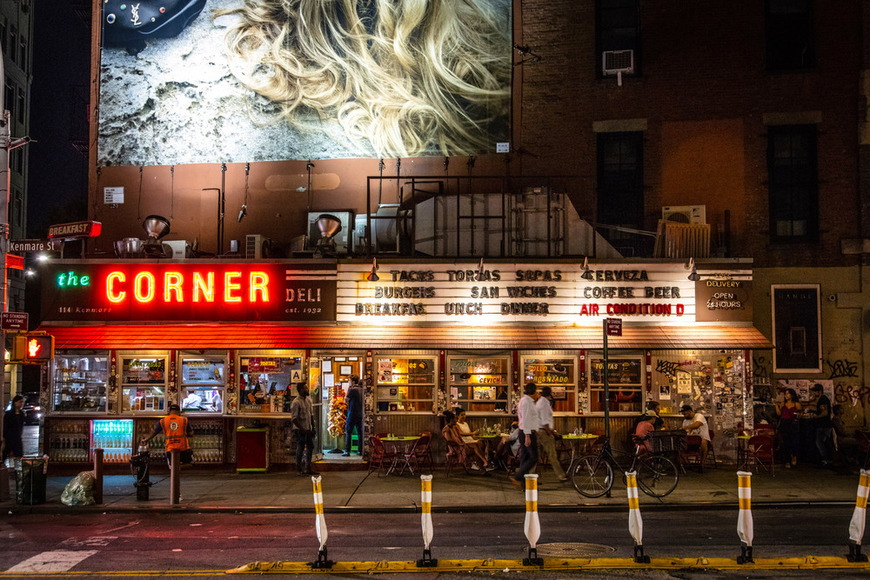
top-left (680, 404), bottom-right (710, 463)
top-left (645, 401), bottom-right (665, 430)
top-left (494, 421), bottom-right (521, 469)
top-left (455, 408), bottom-right (492, 469)
top-left (634, 413), bottom-right (657, 454)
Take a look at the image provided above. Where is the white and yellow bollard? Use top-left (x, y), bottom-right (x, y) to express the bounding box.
top-left (310, 475), bottom-right (333, 569)
top-left (417, 474), bottom-right (437, 567)
top-left (625, 471), bottom-right (649, 563)
top-left (522, 474), bottom-right (543, 566)
top-left (847, 469), bottom-right (870, 562)
top-left (736, 471), bottom-right (754, 564)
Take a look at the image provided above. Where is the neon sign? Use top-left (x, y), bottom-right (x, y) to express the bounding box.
top-left (105, 270), bottom-right (270, 304)
top-left (57, 271), bottom-right (91, 287)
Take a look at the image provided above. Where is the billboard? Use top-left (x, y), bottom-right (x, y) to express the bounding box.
top-left (97, 0), bottom-right (512, 166)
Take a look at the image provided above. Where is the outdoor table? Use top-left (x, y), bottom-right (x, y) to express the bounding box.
top-left (381, 435), bottom-right (421, 475)
top-left (560, 433), bottom-right (600, 463)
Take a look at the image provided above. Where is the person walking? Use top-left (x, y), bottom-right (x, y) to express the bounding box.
top-left (342, 376), bottom-right (364, 456)
top-left (510, 382), bottom-right (540, 490)
top-left (141, 403), bottom-right (194, 465)
top-left (290, 382), bottom-right (318, 476)
top-left (2, 395), bottom-right (25, 466)
top-left (536, 386), bottom-right (568, 482)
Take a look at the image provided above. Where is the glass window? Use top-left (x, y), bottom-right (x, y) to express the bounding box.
top-left (597, 131), bottom-right (646, 256)
top-left (522, 356), bottom-right (577, 413)
top-left (771, 284), bottom-right (821, 372)
top-left (375, 355), bottom-right (436, 413)
top-left (179, 352), bottom-right (226, 414)
top-left (767, 125), bottom-right (818, 243)
top-left (52, 352), bottom-right (109, 413)
top-left (16, 87), bottom-right (25, 124)
top-left (449, 355), bottom-right (510, 413)
top-left (596, 0), bottom-right (640, 76)
top-left (765, 0), bottom-right (815, 71)
top-left (120, 355), bottom-right (167, 413)
top-left (8, 26), bottom-right (16, 64)
top-left (588, 355), bottom-right (643, 413)
top-left (238, 354), bottom-right (303, 413)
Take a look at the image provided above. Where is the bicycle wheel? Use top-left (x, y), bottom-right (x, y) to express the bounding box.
top-left (636, 455), bottom-right (679, 498)
top-left (570, 454), bottom-right (613, 498)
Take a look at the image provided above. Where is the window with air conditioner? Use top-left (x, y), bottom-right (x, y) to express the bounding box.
top-left (596, 0), bottom-right (641, 78)
top-left (767, 124), bottom-right (818, 243)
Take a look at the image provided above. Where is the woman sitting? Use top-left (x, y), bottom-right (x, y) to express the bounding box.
top-left (452, 408), bottom-right (492, 470)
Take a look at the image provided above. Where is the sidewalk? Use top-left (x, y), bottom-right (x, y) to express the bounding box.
top-left (3, 462), bottom-right (864, 514)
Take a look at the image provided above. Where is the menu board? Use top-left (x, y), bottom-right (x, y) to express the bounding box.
top-left (590, 359), bottom-right (641, 385)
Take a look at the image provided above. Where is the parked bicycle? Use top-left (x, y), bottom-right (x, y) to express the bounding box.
top-left (569, 436), bottom-right (679, 498)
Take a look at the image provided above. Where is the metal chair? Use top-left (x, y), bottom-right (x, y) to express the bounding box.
top-left (411, 432), bottom-right (434, 472)
top-left (368, 435), bottom-right (397, 476)
top-left (746, 434), bottom-right (776, 475)
top-left (444, 440), bottom-right (471, 477)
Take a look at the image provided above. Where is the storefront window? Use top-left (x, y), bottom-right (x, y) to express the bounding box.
top-left (52, 352), bottom-right (109, 413)
top-left (120, 355), bottom-right (168, 413)
top-left (179, 352), bottom-right (226, 414)
top-left (589, 356), bottom-right (643, 414)
top-left (448, 355), bottom-right (510, 413)
top-left (522, 355), bottom-right (577, 413)
top-left (376, 356), bottom-right (436, 413)
top-left (238, 353), bottom-right (304, 414)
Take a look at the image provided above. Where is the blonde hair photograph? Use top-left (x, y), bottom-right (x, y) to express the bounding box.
top-left (215, 0), bottom-right (512, 158)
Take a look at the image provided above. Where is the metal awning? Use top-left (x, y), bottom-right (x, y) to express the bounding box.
top-left (38, 324), bottom-right (772, 351)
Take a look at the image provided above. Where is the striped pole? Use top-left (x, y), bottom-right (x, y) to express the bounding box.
top-left (626, 471), bottom-right (649, 563)
top-left (847, 469), bottom-right (870, 562)
top-left (736, 471), bottom-right (754, 564)
top-left (310, 475), bottom-right (333, 569)
top-left (417, 475), bottom-right (437, 567)
top-left (522, 474), bottom-right (543, 566)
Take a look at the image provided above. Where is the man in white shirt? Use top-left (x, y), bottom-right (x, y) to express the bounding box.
top-left (680, 404), bottom-right (710, 463)
top-left (510, 382), bottom-right (541, 489)
top-left (536, 386), bottom-right (567, 482)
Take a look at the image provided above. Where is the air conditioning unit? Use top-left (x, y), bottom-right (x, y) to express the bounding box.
top-left (662, 205), bottom-right (706, 224)
top-left (163, 240), bottom-right (189, 259)
top-left (602, 49), bottom-right (634, 85)
top-left (245, 234), bottom-right (271, 259)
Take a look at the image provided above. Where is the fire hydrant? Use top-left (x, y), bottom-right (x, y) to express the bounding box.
top-left (129, 444), bottom-right (152, 501)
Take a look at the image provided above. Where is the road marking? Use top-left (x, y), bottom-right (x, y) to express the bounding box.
top-left (7, 550), bottom-right (98, 572)
top-left (59, 536), bottom-right (116, 549)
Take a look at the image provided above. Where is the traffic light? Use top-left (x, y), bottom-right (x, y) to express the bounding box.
top-left (11, 333), bottom-right (54, 363)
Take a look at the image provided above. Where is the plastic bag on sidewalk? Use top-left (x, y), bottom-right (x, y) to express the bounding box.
top-left (61, 471), bottom-right (96, 506)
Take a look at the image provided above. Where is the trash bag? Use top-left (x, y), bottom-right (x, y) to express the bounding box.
top-left (61, 471), bottom-right (96, 506)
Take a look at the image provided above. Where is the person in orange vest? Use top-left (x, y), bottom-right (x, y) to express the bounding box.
top-left (141, 403), bottom-right (194, 465)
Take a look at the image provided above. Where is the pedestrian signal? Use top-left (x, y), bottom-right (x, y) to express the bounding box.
top-left (11, 333), bottom-right (54, 362)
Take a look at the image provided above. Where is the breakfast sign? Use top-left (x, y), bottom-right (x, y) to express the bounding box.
top-left (40, 262), bottom-right (336, 322)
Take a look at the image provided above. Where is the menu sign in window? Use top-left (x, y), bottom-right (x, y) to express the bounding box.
top-left (590, 359), bottom-right (641, 385)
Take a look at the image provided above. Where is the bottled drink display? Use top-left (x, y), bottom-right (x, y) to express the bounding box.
top-left (48, 421), bottom-right (90, 462)
top-left (91, 419), bottom-right (134, 463)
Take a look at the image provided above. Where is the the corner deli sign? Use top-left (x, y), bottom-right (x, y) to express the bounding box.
top-left (337, 262), bottom-right (750, 325)
top-left (41, 262), bottom-right (336, 322)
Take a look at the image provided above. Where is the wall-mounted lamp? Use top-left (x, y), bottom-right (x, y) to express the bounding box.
top-left (237, 204), bottom-right (247, 223)
top-left (687, 257), bottom-right (701, 281)
top-left (581, 257), bottom-right (594, 281)
top-left (367, 258), bottom-right (379, 282)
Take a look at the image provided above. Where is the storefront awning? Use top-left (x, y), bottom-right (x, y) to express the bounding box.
top-left (38, 324), bottom-right (772, 351)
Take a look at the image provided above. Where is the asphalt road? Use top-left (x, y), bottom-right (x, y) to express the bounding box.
top-left (0, 506), bottom-right (867, 579)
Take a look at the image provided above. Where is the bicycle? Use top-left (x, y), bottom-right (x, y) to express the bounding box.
top-left (569, 436), bottom-right (679, 498)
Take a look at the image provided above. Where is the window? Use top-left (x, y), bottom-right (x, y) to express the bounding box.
top-left (765, 0), bottom-right (815, 70)
top-left (767, 125), bottom-right (818, 242)
top-left (596, 131), bottom-right (645, 256)
top-left (588, 355), bottom-right (643, 413)
top-left (19, 36), bottom-right (27, 71)
top-left (16, 86), bottom-right (25, 124)
top-left (12, 190), bottom-right (22, 228)
top-left (596, 0), bottom-right (640, 76)
top-left (448, 354), bottom-right (510, 413)
top-left (771, 285), bottom-right (821, 372)
top-left (8, 25), bottom-right (16, 64)
top-left (522, 355), bottom-right (577, 414)
top-left (4, 77), bottom-right (14, 122)
top-left (375, 355), bottom-right (436, 413)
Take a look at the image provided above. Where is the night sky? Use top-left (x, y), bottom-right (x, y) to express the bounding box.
top-left (27, 1), bottom-right (91, 237)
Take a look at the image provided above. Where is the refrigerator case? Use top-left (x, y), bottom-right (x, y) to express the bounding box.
top-left (91, 419), bottom-right (134, 463)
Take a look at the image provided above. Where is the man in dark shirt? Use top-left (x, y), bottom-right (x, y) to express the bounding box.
top-left (343, 376), bottom-right (364, 456)
top-left (811, 383), bottom-right (834, 466)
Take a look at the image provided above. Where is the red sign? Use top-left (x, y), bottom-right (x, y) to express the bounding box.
top-left (41, 262), bottom-right (336, 323)
top-left (1, 312), bottom-right (28, 331)
top-left (5, 254), bottom-right (24, 270)
top-left (48, 221), bottom-right (102, 239)
top-left (605, 317), bottom-right (622, 336)
top-left (247, 358), bottom-right (280, 373)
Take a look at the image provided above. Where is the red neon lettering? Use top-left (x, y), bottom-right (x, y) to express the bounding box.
top-left (250, 272), bottom-right (269, 302)
top-left (225, 272), bottom-right (242, 303)
top-left (165, 272), bottom-right (184, 302)
top-left (193, 272), bottom-right (214, 302)
top-left (107, 271), bottom-right (126, 303)
top-left (134, 272), bottom-right (155, 303)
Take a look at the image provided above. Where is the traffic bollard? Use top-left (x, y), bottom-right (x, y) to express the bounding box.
top-left (310, 475), bottom-right (333, 569)
top-left (93, 448), bottom-right (104, 505)
top-left (625, 471), bottom-right (649, 563)
top-left (736, 471), bottom-right (754, 564)
top-left (417, 474), bottom-right (437, 567)
top-left (169, 450), bottom-right (180, 505)
top-left (522, 474), bottom-right (543, 566)
top-left (847, 469), bottom-right (870, 562)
